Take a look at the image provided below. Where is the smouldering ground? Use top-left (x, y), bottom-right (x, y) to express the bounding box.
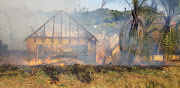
top-left (0, 63), bottom-right (180, 88)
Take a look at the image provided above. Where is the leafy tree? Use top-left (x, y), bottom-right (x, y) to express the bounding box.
top-left (157, 0), bottom-right (180, 33)
top-left (0, 8), bottom-right (22, 49)
top-left (155, 0), bottom-right (180, 59)
top-left (161, 31), bottom-right (177, 60)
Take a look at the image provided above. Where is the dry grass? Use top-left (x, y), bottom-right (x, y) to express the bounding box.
top-left (0, 64), bottom-right (180, 88)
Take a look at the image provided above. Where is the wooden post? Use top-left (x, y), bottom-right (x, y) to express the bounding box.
top-left (43, 25), bottom-right (45, 42)
top-left (36, 44), bottom-right (39, 61)
top-left (77, 24), bottom-right (79, 44)
top-left (60, 11), bottom-right (62, 44)
top-left (69, 17), bottom-right (71, 44)
top-left (52, 17), bottom-right (55, 43)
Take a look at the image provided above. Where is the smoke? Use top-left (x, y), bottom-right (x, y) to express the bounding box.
top-left (0, 0), bottom-right (82, 12)
top-left (0, 0), bottom-right (83, 50)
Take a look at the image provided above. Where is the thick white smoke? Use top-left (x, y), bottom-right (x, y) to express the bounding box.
top-left (0, 0), bottom-right (83, 50)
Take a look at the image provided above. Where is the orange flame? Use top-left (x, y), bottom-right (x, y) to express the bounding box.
top-left (59, 63), bottom-right (64, 66)
top-left (96, 53), bottom-right (103, 65)
top-left (140, 63), bottom-right (147, 66)
top-left (29, 57), bottom-right (60, 66)
top-left (29, 58), bottom-right (42, 66)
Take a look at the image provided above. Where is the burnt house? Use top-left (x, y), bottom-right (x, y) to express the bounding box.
top-left (24, 10), bottom-right (97, 65)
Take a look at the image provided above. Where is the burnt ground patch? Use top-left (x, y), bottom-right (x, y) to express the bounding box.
top-left (0, 64), bottom-right (176, 83)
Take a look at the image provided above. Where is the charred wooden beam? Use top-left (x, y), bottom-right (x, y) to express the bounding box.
top-left (77, 24), bottom-right (80, 44)
top-left (43, 25), bottom-right (45, 42)
top-left (52, 16), bottom-right (55, 43)
top-left (69, 17), bottom-right (71, 44)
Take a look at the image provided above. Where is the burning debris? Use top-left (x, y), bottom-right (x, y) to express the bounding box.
top-left (29, 57), bottom-right (84, 66)
top-left (47, 78), bottom-right (59, 84)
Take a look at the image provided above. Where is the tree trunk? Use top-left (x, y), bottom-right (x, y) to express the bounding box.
top-left (164, 16), bottom-right (172, 33)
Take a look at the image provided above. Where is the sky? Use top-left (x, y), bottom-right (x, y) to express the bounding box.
top-left (80, 0), bottom-right (130, 11)
top-left (25, 0), bottom-right (129, 11)
top-left (0, 0), bottom-right (129, 12)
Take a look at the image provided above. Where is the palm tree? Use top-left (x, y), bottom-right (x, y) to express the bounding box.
top-left (102, 0), bottom-right (149, 65)
top-left (103, 0), bottom-right (147, 37)
top-left (157, 0), bottom-right (180, 33)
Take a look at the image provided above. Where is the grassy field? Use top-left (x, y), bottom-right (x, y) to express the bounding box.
top-left (0, 63), bottom-right (180, 88)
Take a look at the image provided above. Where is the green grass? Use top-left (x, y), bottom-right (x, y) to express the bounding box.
top-left (0, 64), bottom-right (180, 88)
